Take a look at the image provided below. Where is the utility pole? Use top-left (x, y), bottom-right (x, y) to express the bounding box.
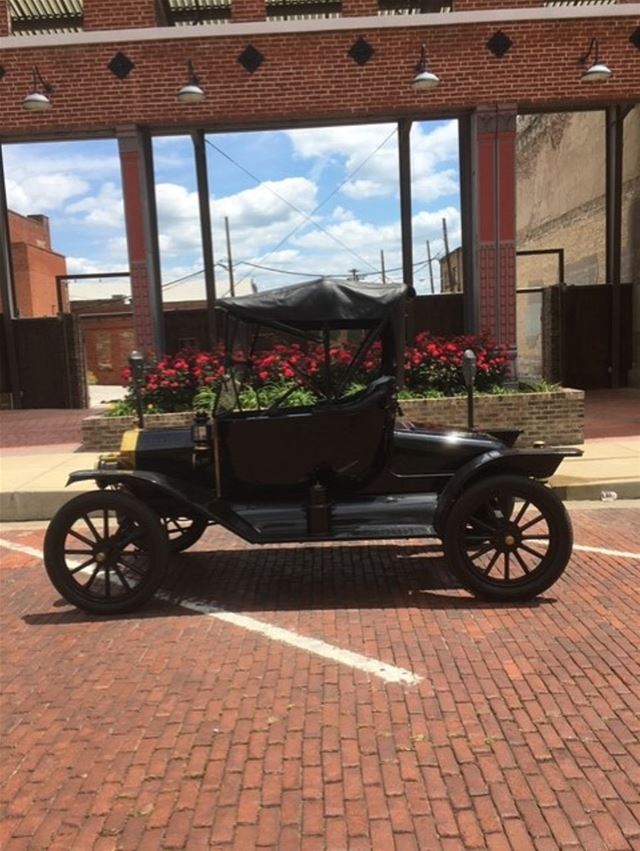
top-left (380, 250), bottom-right (386, 284)
top-left (426, 240), bottom-right (435, 294)
top-left (349, 268), bottom-right (360, 281)
top-left (442, 217), bottom-right (454, 293)
top-left (224, 216), bottom-right (235, 297)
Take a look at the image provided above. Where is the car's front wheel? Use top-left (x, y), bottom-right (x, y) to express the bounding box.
top-left (443, 475), bottom-right (572, 602)
top-left (160, 512), bottom-right (209, 553)
top-left (44, 490), bottom-right (169, 615)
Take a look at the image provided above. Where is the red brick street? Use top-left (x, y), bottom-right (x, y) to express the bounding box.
top-left (1, 504), bottom-right (638, 850)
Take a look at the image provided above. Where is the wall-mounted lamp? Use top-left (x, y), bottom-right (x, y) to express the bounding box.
top-left (578, 38), bottom-right (612, 83)
top-left (178, 60), bottom-right (205, 104)
top-left (23, 66), bottom-right (54, 111)
top-left (413, 44), bottom-right (440, 91)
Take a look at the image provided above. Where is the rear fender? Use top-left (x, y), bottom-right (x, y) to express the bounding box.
top-left (433, 448), bottom-right (581, 533)
top-left (66, 469), bottom-right (260, 542)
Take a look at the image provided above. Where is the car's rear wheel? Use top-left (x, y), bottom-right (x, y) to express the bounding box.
top-left (443, 475), bottom-right (572, 601)
top-left (44, 491), bottom-right (169, 615)
top-left (161, 512), bottom-right (209, 553)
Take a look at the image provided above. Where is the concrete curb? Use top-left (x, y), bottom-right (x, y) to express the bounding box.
top-left (1, 480), bottom-right (636, 523)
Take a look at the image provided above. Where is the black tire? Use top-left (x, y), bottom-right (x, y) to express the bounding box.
top-left (44, 490), bottom-right (169, 615)
top-left (443, 475), bottom-right (572, 602)
top-left (161, 513), bottom-right (209, 553)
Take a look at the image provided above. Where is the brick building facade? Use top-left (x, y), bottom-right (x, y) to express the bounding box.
top-left (2, 210), bottom-right (68, 317)
top-left (516, 107), bottom-right (640, 380)
top-left (1, 0), bottom-right (639, 379)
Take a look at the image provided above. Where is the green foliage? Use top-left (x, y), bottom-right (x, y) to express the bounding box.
top-left (193, 386), bottom-right (216, 413)
top-left (398, 387), bottom-right (445, 400)
top-left (519, 379), bottom-right (562, 393)
top-left (343, 382), bottom-right (367, 397)
top-left (237, 382), bottom-right (318, 411)
top-left (478, 385), bottom-right (518, 396)
top-left (111, 333), bottom-right (518, 416)
top-left (104, 399), bottom-right (135, 417)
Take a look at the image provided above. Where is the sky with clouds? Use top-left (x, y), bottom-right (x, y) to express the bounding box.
top-left (3, 119), bottom-right (461, 302)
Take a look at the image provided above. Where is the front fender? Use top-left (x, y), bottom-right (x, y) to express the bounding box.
top-left (66, 469), bottom-right (260, 542)
top-left (68, 469), bottom-right (217, 517)
top-left (433, 447), bottom-right (582, 533)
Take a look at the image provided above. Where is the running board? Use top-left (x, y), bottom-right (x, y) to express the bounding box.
top-left (229, 493), bottom-right (438, 544)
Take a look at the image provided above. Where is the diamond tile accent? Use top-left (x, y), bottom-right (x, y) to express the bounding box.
top-left (486, 31), bottom-right (512, 59)
top-left (238, 45), bottom-right (264, 74)
top-left (108, 52), bottom-right (135, 80)
top-left (631, 27), bottom-right (640, 50)
top-left (348, 37), bottom-right (374, 67)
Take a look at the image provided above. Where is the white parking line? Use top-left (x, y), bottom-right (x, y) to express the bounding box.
top-left (165, 594), bottom-right (422, 686)
top-left (0, 537), bottom-right (422, 687)
top-left (0, 540), bottom-right (44, 560)
top-left (573, 544), bottom-right (640, 560)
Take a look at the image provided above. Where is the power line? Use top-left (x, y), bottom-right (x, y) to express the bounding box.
top-left (159, 250), bottom-right (442, 294)
top-left (205, 138), bottom-right (379, 278)
top-left (254, 126), bottom-right (398, 269)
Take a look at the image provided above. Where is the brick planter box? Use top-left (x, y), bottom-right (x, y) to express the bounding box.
top-left (82, 388), bottom-right (584, 451)
top-left (82, 412), bottom-right (194, 451)
top-left (399, 388), bottom-right (584, 447)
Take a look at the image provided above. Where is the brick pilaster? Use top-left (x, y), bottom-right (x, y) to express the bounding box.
top-left (118, 127), bottom-right (165, 357)
top-left (474, 104), bottom-right (517, 359)
top-left (83, 0), bottom-right (160, 30)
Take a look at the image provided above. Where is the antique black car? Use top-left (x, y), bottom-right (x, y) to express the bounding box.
top-left (44, 278), bottom-right (581, 614)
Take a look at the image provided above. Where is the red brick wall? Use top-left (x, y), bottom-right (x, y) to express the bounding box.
top-left (10, 243), bottom-right (67, 317)
top-left (343, 0), bottom-right (378, 15)
top-left (0, 18), bottom-right (636, 138)
top-left (454, 0), bottom-right (540, 8)
top-left (8, 212), bottom-right (51, 250)
top-left (232, 0), bottom-right (266, 22)
top-left (83, 0), bottom-right (160, 30)
top-left (5, 211), bottom-right (67, 317)
top-left (0, 0), bottom-right (9, 36)
top-left (81, 315), bottom-right (136, 384)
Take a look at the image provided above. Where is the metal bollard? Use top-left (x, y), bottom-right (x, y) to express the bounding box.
top-left (462, 349), bottom-right (477, 431)
top-left (128, 351), bottom-right (146, 429)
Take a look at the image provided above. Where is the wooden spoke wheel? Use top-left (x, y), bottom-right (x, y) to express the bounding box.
top-left (44, 491), bottom-right (169, 615)
top-left (443, 475), bottom-right (573, 601)
top-left (160, 512), bottom-right (209, 553)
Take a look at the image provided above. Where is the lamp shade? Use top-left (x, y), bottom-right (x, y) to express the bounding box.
top-left (581, 61), bottom-right (612, 83)
top-left (23, 91), bottom-right (52, 111)
top-left (177, 82), bottom-right (205, 104)
top-left (413, 69), bottom-right (440, 91)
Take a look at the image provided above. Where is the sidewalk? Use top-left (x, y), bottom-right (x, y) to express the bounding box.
top-left (1, 436), bottom-right (638, 522)
top-left (1, 387), bottom-right (638, 522)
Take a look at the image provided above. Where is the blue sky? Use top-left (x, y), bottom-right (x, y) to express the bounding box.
top-left (3, 119), bottom-right (461, 301)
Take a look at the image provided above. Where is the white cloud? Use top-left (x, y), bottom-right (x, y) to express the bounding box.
top-left (5, 126), bottom-right (462, 300)
top-left (213, 177), bottom-right (317, 227)
top-left (66, 182), bottom-right (124, 228)
top-left (4, 147), bottom-right (120, 180)
top-left (286, 120), bottom-right (460, 204)
top-left (412, 206), bottom-right (461, 243)
top-left (151, 177), bottom-right (318, 261)
top-left (66, 256), bottom-right (125, 275)
top-left (6, 173), bottom-right (90, 215)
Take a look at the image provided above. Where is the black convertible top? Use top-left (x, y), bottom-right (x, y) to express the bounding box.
top-left (217, 277), bottom-right (407, 329)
